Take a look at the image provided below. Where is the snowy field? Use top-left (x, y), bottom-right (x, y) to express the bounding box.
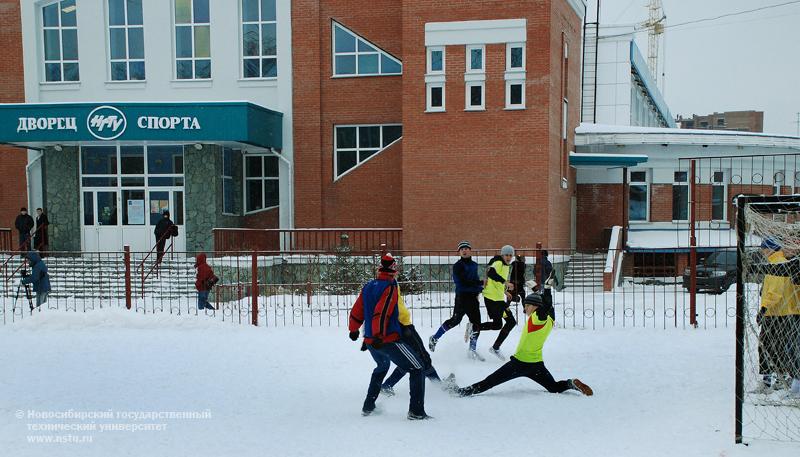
top-left (1, 308), bottom-right (799, 456)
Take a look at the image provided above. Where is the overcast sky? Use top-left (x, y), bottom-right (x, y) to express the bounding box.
top-left (587, 0), bottom-right (800, 135)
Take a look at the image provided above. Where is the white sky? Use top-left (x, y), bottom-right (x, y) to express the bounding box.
top-left (587, 0), bottom-right (800, 135)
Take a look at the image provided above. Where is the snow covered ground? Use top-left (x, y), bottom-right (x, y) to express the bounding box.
top-left (1, 308), bottom-right (798, 456)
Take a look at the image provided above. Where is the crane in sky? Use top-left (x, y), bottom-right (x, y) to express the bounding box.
top-left (635, 0), bottom-right (666, 85)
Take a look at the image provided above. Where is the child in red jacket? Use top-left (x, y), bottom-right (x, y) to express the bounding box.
top-left (194, 253), bottom-right (218, 311)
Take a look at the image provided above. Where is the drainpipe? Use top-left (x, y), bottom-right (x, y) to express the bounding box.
top-left (25, 149), bottom-right (44, 212)
top-left (271, 148), bottom-right (294, 238)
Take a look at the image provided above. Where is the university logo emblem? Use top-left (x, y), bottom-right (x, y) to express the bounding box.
top-left (87, 106), bottom-right (127, 140)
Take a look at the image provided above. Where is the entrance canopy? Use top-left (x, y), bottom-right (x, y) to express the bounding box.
top-left (0, 101), bottom-right (282, 150)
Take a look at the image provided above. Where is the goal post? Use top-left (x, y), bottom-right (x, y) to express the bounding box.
top-left (735, 194), bottom-right (800, 444)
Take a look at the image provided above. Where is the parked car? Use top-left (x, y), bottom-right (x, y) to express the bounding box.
top-left (682, 249), bottom-right (737, 294)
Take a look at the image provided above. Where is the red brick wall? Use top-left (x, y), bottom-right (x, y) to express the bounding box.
top-left (292, 0), bottom-right (403, 229)
top-left (401, 0), bottom-right (582, 250)
top-left (0, 0), bottom-right (26, 230)
top-left (576, 184), bottom-right (623, 250)
top-left (650, 184), bottom-right (672, 222)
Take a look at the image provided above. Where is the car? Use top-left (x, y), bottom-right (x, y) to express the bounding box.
top-left (682, 249), bottom-right (737, 294)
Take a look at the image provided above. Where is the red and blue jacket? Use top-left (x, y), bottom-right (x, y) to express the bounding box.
top-left (349, 272), bottom-right (401, 346)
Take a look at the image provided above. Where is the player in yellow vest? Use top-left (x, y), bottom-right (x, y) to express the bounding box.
top-left (456, 293), bottom-right (593, 397)
top-left (476, 245), bottom-right (518, 360)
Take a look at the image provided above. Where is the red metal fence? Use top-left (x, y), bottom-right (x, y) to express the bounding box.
top-left (212, 228), bottom-right (402, 253)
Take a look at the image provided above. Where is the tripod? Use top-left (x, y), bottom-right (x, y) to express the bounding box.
top-left (13, 279), bottom-right (35, 312)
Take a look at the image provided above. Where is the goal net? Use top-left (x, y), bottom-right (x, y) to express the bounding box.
top-left (737, 199), bottom-right (800, 443)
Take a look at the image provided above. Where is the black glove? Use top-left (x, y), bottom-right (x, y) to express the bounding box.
top-left (756, 307), bottom-right (767, 325)
top-left (349, 331), bottom-right (359, 341)
top-left (371, 338), bottom-right (384, 349)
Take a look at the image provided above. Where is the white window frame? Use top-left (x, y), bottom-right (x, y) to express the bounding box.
top-left (427, 46), bottom-right (445, 74)
top-left (465, 44), bottom-right (485, 73)
top-left (107, 0), bottom-right (146, 82)
top-left (173, 0), bottom-right (212, 80)
top-left (505, 81), bottom-right (525, 109)
top-left (629, 169), bottom-right (650, 223)
top-left (331, 21), bottom-right (402, 77)
top-left (334, 124), bottom-right (403, 181)
top-left (465, 81), bottom-right (485, 111)
top-left (711, 170), bottom-right (727, 222)
top-left (244, 154), bottom-right (280, 215)
top-left (506, 42), bottom-right (525, 71)
top-left (672, 170), bottom-right (690, 222)
top-left (240, 0), bottom-right (277, 79)
top-left (426, 83), bottom-right (445, 113)
top-left (41, 0), bottom-right (79, 83)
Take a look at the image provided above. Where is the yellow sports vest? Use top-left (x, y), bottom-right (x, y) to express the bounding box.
top-left (760, 251), bottom-right (800, 316)
top-left (483, 259), bottom-right (510, 301)
top-left (398, 293), bottom-right (412, 325)
top-left (514, 312), bottom-right (553, 363)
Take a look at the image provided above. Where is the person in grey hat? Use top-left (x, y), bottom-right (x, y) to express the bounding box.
top-left (478, 245), bottom-right (517, 360)
top-left (429, 241), bottom-right (484, 359)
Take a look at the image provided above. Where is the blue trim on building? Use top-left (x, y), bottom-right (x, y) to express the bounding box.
top-left (569, 152), bottom-right (648, 167)
top-left (629, 42), bottom-right (676, 128)
top-left (0, 101), bottom-right (282, 149)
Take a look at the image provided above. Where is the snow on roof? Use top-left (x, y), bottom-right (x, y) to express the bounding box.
top-left (626, 228), bottom-right (759, 251)
top-left (576, 122), bottom-right (800, 140)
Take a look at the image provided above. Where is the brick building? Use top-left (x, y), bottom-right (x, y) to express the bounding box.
top-left (676, 111), bottom-right (764, 133)
top-left (0, 0), bottom-right (28, 241)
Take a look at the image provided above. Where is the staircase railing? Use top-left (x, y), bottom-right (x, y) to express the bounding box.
top-left (138, 230), bottom-right (175, 297)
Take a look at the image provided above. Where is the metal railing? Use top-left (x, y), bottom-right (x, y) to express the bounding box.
top-left (212, 228), bottom-right (403, 253)
top-left (0, 246), bottom-right (750, 329)
top-left (0, 228), bottom-right (12, 251)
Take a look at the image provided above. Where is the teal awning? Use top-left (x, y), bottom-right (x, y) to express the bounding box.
top-left (569, 152), bottom-right (648, 168)
top-left (0, 101), bottom-right (282, 149)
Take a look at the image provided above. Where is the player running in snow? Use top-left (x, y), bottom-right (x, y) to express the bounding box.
top-left (348, 253), bottom-right (431, 420)
top-left (429, 241), bottom-right (485, 360)
top-left (478, 245), bottom-right (517, 360)
top-left (456, 293), bottom-right (593, 397)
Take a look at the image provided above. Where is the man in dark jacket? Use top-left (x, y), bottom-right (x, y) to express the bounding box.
top-left (429, 240), bottom-right (484, 356)
top-left (349, 253), bottom-right (430, 419)
top-left (153, 210), bottom-right (174, 263)
top-left (194, 253), bottom-right (217, 311)
top-left (34, 208), bottom-right (49, 253)
top-left (21, 251), bottom-right (51, 309)
top-left (14, 207), bottom-right (34, 251)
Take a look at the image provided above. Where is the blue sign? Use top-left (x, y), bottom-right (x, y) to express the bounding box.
top-left (0, 101), bottom-right (283, 149)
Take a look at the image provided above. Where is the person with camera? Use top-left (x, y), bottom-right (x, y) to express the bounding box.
top-left (194, 253), bottom-right (218, 312)
top-left (348, 253), bottom-right (430, 420)
top-left (21, 251), bottom-right (51, 309)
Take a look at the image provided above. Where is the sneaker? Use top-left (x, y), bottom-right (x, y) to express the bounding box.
top-left (464, 322), bottom-right (472, 343)
top-left (380, 386), bottom-right (395, 397)
top-left (441, 373), bottom-right (458, 392)
top-left (361, 408), bottom-right (374, 416)
top-left (569, 378), bottom-right (594, 396)
top-left (407, 411), bottom-right (433, 420)
top-left (428, 335), bottom-right (438, 352)
top-left (488, 347), bottom-right (506, 360)
top-left (467, 349), bottom-right (485, 362)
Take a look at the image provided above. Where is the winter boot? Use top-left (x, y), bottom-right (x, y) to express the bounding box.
top-left (488, 347), bottom-right (505, 360)
top-left (407, 411), bottom-right (433, 420)
top-left (569, 378), bottom-right (594, 396)
top-left (467, 349), bottom-right (485, 362)
top-left (428, 335), bottom-right (438, 352)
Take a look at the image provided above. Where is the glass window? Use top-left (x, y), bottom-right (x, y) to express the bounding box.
top-left (712, 171), bottom-right (725, 221)
top-left (241, 0), bottom-right (277, 78)
top-left (509, 45), bottom-right (524, 70)
top-left (122, 189), bottom-right (145, 225)
top-left (174, 0), bottom-right (211, 79)
top-left (629, 171), bottom-right (648, 222)
top-left (332, 22), bottom-right (401, 76)
top-left (508, 82), bottom-right (524, 107)
top-left (97, 191), bottom-right (118, 225)
top-left (149, 191), bottom-right (169, 226)
top-left (244, 155), bottom-right (279, 213)
top-left (672, 171), bottom-right (689, 221)
top-left (42, 0), bottom-right (79, 82)
top-left (147, 146), bottom-right (184, 174)
top-left (107, 0), bottom-right (146, 81)
top-left (467, 83), bottom-right (483, 109)
top-left (428, 47), bottom-right (444, 73)
top-left (83, 192), bottom-right (94, 225)
top-left (120, 146), bottom-right (144, 174)
top-left (334, 125), bottom-right (402, 178)
top-left (82, 147), bottom-right (118, 175)
top-left (467, 45), bottom-right (484, 72)
top-left (427, 84), bottom-right (444, 111)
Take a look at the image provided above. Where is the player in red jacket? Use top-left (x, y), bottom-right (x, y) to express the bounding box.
top-left (194, 253), bottom-right (217, 311)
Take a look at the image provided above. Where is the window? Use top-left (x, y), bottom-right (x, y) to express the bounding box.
top-left (629, 170), bottom-right (648, 222)
top-left (332, 22), bottom-right (401, 76)
top-left (505, 43), bottom-right (525, 109)
top-left (334, 125), bottom-right (402, 179)
top-left (712, 171), bottom-right (726, 221)
top-left (427, 47), bottom-right (444, 74)
top-left (426, 83), bottom-right (445, 112)
top-left (108, 0), bottom-right (145, 81)
top-left (42, 0), bottom-right (79, 82)
top-left (465, 82), bottom-right (484, 110)
top-left (241, 0), bottom-right (277, 78)
top-left (466, 45), bottom-right (484, 72)
top-left (717, 118), bottom-right (725, 127)
top-left (672, 171), bottom-right (689, 221)
top-left (245, 155), bottom-right (279, 213)
top-left (174, 0), bottom-right (211, 79)
top-left (222, 148), bottom-right (236, 215)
